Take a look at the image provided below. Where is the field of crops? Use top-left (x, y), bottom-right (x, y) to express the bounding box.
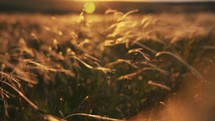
top-left (0, 11), bottom-right (215, 121)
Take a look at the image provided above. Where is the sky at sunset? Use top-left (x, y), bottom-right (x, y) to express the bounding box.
top-left (0, 0), bottom-right (214, 13)
top-left (77, 0), bottom-right (215, 1)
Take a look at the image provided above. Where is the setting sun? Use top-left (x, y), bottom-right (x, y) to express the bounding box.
top-left (84, 2), bottom-right (96, 14)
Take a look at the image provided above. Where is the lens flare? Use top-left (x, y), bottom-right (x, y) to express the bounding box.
top-left (84, 2), bottom-right (96, 14)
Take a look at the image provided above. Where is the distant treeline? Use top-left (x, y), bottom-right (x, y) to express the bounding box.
top-left (0, 0), bottom-right (215, 13)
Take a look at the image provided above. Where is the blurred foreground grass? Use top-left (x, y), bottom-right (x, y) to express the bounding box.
top-left (0, 11), bottom-right (215, 121)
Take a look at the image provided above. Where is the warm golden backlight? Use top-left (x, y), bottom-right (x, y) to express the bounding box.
top-left (84, 2), bottom-right (96, 14)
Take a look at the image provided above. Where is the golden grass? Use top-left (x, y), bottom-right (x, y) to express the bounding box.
top-left (0, 10), bottom-right (215, 120)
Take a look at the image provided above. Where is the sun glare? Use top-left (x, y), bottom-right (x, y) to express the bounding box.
top-left (84, 2), bottom-right (96, 14)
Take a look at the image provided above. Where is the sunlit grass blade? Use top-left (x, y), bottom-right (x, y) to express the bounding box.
top-left (128, 48), bottom-right (143, 54)
top-left (13, 75), bottom-right (39, 85)
top-left (0, 59), bottom-right (38, 84)
top-left (147, 63), bottom-right (170, 76)
top-left (117, 67), bottom-right (160, 80)
top-left (18, 38), bottom-right (34, 57)
top-left (106, 59), bottom-right (138, 68)
top-left (48, 50), bottom-right (65, 60)
top-left (64, 113), bottom-right (126, 121)
top-left (0, 87), bottom-right (15, 98)
top-left (138, 51), bottom-right (151, 61)
top-left (23, 60), bottom-right (54, 71)
top-left (1, 81), bottom-right (39, 110)
top-left (0, 71), bottom-right (21, 87)
top-left (148, 80), bottom-right (171, 91)
top-left (24, 59), bottom-right (73, 76)
top-left (41, 47), bottom-right (65, 60)
top-left (118, 9), bottom-right (138, 22)
top-left (93, 67), bottom-right (116, 74)
top-left (84, 54), bottom-right (100, 62)
top-left (104, 40), bottom-right (117, 46)
top-left (128, 48), bottom-right (151, 61)
top-left (156, 51), bottom-right (206, 82)
top-left (135, 42), bottom-right (157, 54)
top-left (43, 114), bottom-right (67, 121)
top-left (73, 56), bottom-right (93, 69)
top-left (105, 9), bottom-right (123, 15)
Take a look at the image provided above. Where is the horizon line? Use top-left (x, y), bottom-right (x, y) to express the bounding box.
top-left (75, 0), bottom-right (215, 2)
